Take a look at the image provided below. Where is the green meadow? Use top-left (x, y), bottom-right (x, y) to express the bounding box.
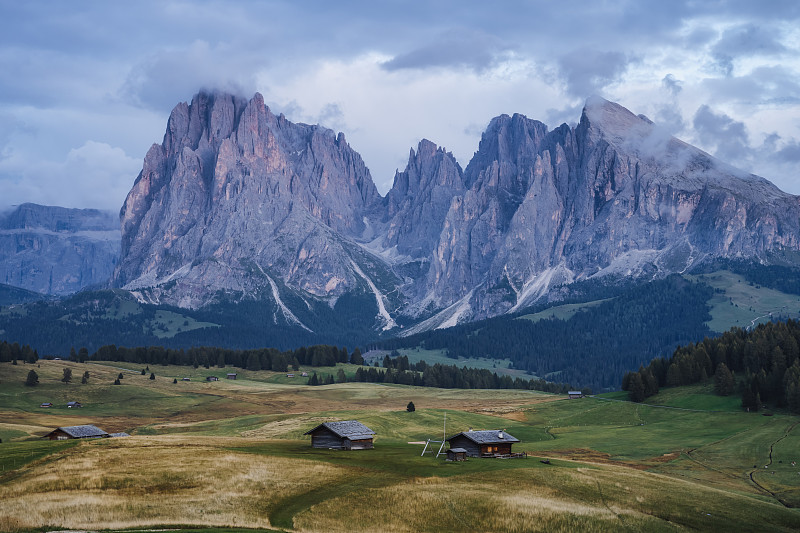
top-left (0, 359), bottom-right (798, 532)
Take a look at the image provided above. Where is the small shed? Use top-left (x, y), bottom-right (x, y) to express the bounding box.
top-left (286, 373), bottom-right (295, 378)
top-left (66, 401), bottom-right (82, 408)
top-left (304, 420), bottom-right (376, 450)
top-left (568, 391), bottom-right (583, 399)
top-left (39, 402), bottom-right (53, 408)
top-left (44, 425), bottom-right (108, 440)
top-left (206, 376), bottom-right (219, 381)
top-left (226, 373), bottom-right (237, 380)
top-left (446, 429), bottom-right (520, 457)
top-left (446, 448), bottom-right (468, 462)
top-left (182, 377), bottom-right (191, 381)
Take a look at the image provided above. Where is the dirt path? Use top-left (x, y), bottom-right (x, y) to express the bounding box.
top-left (747, 421), bottom-right (799, 508)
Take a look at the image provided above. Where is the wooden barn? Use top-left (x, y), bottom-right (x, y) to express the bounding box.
top-left (304, 420), bottom-right (375, 450)
top-left (44, 424), bottom-right (108, 440)
top-left (446, 429), bottom-right (520, 457)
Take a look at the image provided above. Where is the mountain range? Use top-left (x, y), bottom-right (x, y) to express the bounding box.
top-left (2, 91), bottom-right (799, 339)
top-left (110, 91), bottom-right (800, 335)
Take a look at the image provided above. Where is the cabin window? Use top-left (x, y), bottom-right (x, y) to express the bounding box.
top-left (57, 435), bottom-right (68, 440)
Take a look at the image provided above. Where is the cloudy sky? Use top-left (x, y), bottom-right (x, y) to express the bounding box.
top-left (1, 1), bottom-right (799, 211)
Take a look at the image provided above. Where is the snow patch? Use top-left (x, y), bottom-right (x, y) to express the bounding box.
top-left (255, 263), bottom-right (313, 332)
top-left (510, 265), bottom-right (574, 313)
top-left (401, 290), bottom-right (474, 337)
top-left (349, 259), bottom-right (397, 331)
top-left (123, 262), bottom-right (193, 291)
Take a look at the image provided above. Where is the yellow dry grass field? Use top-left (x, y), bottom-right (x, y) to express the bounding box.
top-left (0, 435), bottom-right (350, 531)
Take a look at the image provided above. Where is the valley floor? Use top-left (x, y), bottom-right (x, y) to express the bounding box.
top-left (1, 360), bottom-right (799, 532)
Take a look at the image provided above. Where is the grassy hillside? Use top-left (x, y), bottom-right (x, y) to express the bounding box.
top-left (688, 270), bottom-right (800, 333)
top-left (1, 360), bottom-right (798, 532)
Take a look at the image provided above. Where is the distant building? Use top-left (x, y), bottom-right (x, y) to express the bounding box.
top-left (206, 376), bottom-right (219, 381)
top-left (226, 373), bottom-right (237, 380)
top-left (446, 429), bottom-right (520, 457)
top-left (39, 402), bottom-right (53, 408)
top-left (286, 373), bottom-right (295, 378)
top-left (568, 391), bottom-right (583, 399)
top-left (301, 372), bottom-right (308, 377)
top-left (66, 401), bottom-right (82, 408)
top-left (304, 420), bottom-right (375, 450)
top-left (44, 425), bottom-right (107, 440)
top-left (182, 377), bottom-right (190, 381)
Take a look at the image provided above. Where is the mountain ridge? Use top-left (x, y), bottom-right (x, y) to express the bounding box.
top-left (111, 91), bottom-right (800, 334)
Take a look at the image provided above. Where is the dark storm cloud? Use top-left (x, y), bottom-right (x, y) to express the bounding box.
top-left (711, 23), bottom-right (788, 76)
top-left (692, 105), bottom-right (750, 163)
top-left (381, 29), bottom-right (512, 73)
top-left (557, 49), bottom-right (632, 98)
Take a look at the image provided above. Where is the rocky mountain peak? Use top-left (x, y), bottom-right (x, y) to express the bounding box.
top-left (382, 139), bottom-right (465, 259)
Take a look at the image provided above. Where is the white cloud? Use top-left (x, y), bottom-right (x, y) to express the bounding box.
top-left (0, 141), bottom-right (140, 211)
top-left (259, 53), bottom-right (562, 193)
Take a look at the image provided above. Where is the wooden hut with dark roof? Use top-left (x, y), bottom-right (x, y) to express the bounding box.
top-left (446, 429), bottom-right (520, 457)
top-left (304, 420), bottom-right (375, 450)
top-left (44, 425), bottom-right (109, 440)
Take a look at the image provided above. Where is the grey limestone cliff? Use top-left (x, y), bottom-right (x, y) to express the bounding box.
top-left (113, 91), bottom-right (800, 333)
top-left (0, 203), bottom-right (120, 295)
top-left (114, 91), bottom-right (387, 312)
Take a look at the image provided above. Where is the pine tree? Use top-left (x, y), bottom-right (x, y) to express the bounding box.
top-left (714, 363), bottom-right (735, 396)
top-left (350, 347), bottom-right (364, 365)
top-left (81, 371), bottom-right (89, 384)
top-left (149, 372), bottom-right (155, 380)
top-left (628, 372), bottom-right (646, 402)
top-left (25, 369), bottom-right (39, 386)
top-left (406, 401), bottom-right (415, 412)
top-left (61, 367), bottom-right (72, 384)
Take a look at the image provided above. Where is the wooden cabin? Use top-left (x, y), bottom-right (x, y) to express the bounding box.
top-left (206, 376), bottom-right (219, 381)
top-left (226, 373), bottom-right (237, 380)
top-left (44, 425), bottom-right (108, 440)
top-left (446, 429), bottom-right (520, 457)
top-left (568, 391), bottom-right (583, 399)
top-left (304, 420), bottom-right (375, 450)
top-left (66, 401), bottom-right (82, 408)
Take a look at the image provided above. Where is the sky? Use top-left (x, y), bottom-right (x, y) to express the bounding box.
top-left (1, 0), bottom-right (799, 212)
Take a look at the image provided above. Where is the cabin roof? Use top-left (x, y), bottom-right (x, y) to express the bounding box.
top-left (53, 425), bottom-right (108, 438)
top-left (304, 420), bottom-right (375, 439)
top-left (447, 429), bottom-right (519, 444)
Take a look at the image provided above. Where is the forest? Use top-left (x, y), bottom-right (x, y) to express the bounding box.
top-left (0, 340), bottom-right (571, 394)
top-left (378, 275), bottom-right (714, 391)
top-left (622, 319), bottom-right (800, 413)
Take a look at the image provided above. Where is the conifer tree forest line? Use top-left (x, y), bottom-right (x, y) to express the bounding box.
top-left (5, 319), bottom-right (800, 412)
top-left (1, 341), bottom-right (572, 395)
top-left (623, 319), bottom-right (800, 414)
